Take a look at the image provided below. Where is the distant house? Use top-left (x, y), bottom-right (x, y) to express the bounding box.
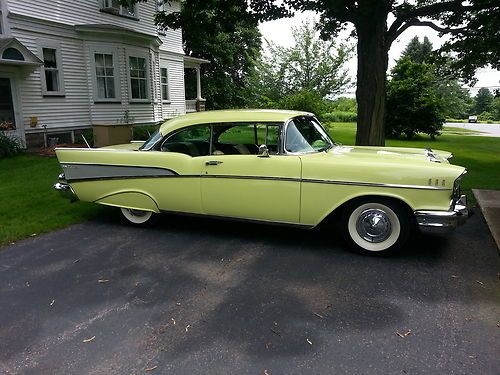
top-left (0, 0), bottom-right (208, 147)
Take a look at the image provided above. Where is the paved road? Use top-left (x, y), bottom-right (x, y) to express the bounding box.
top-left (0, 212), bottom-right (499, 375)
top-left (445, 122), bottom-right (500, 137)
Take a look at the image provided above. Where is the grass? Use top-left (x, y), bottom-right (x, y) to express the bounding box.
top-left (1, 123), bottom-right (499, 246)
top-left (326, 122), bottom-right (500, 204)
top-left (441, 126), bottom-right (485, 136)
top-left (0, 155), bottom-right (108, 246)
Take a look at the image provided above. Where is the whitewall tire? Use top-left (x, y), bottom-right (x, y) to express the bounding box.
top-left (342, 199), bottom-right (410, 255)
top-left (120, 208), bottom-right (157, 226)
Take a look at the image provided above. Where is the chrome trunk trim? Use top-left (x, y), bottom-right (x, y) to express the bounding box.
top-left (53, 182), bottom-right (78, 202)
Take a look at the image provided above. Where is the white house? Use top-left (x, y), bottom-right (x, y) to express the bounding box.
top-left (0, 0), bottom-right (207, 147)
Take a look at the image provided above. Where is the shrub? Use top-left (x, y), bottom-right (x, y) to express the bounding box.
top-left (386, 58), bottom-right (444, 139)
top-left (0, 132), bottom-right (23, 158)
top-left (276, 90), bottom-right (326, 117)
top-left (478, 111), bottom-right (494, 121)
top-left (322, 111), bottom-right (357, 123)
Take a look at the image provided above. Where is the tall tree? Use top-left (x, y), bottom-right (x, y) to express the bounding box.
top-left (473, 87), bottom-right (494, 114)
top-left (154, 0), bottom-right (262, 109)
top-left (250, 22), bottom-right (352, 102)
top-left (402, 36), bottom-right (433, 64)
top-left (246, 0), bottom-right (499, 146)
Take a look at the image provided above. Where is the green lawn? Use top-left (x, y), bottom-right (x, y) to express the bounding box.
top-left (1, 125), bottom-right (499, 246)
top-left (0, 155), bottom-right (108, 246)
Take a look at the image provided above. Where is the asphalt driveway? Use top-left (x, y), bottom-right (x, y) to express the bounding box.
top-left (0, 211), bottom-right (499, 375)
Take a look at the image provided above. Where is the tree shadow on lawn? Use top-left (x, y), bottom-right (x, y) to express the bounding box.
top-left (0, 211), bottom-right (498, 373)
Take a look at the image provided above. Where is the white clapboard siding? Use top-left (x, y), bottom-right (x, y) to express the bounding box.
top-left (160, 55), bottom-right (186, 119)
top-left (12, 28), bottom-right (92, 130)
top-left (7, 0), bottom-right (158, 36)
top-left (158, 1), bottom-right (184, 55)
top-left (3, 0), bottom-right (189, 137)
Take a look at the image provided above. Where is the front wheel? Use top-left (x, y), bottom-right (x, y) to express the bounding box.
top-left (120, 207), bottom-right (158, 227)
top-left (341, 199), bottom-right (410, 256)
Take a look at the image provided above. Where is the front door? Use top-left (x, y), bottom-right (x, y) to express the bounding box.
top-left (200, 123), bottom-right (302, 223)
top-left (0, 78), bottom-right (16, 130)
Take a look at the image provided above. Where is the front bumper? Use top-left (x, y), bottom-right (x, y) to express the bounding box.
top-left (54, 173), bottom-right (78, 202)
top-left (414, 195), bottom-right (469, 234)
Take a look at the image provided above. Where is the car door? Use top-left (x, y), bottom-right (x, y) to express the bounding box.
top-left (200, 123), bottom-right (302, 223)
top-left (152, 125), bottom-right (211, 214)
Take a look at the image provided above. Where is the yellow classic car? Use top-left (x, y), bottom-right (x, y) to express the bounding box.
top-left (54, 110), bottom-right (469, 255)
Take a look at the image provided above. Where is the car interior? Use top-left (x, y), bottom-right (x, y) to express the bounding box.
top-left (161, 123), bottom-right (279, 157)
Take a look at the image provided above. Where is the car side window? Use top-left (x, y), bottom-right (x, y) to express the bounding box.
top-left (161, 126), bottom-right (211, 157)
top-left (214, 123), bottom-right (280, 155)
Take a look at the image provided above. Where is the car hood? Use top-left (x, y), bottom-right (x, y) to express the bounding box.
top-left (330, 145), bottom-right (453, 163)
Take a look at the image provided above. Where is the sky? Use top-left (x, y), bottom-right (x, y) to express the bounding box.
top-left (259, 12), bottom-right (500, 97)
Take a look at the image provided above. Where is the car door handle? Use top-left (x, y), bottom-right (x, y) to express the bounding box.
top-left (205, 160), bottom-right (223, 166)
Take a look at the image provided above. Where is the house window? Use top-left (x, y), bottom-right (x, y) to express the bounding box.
top-left (41, 47), bottom-right (64, 95)
top-left (160, 67), bottom-right (169, 101)
top-left (95, 53), bottom-right (116, 99)
top-left (3, 48), bottom-right (24, 61)
top-left (101, 0), bottom-right (138, 19)
top-left (129, 56), bottom-right (148, 100)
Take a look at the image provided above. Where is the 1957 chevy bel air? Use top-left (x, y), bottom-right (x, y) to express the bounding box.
top-left (54, 110), bottom-right (469, 255)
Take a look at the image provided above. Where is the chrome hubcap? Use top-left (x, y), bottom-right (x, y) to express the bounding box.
top-left (356, 209), bottom-right (392, 243)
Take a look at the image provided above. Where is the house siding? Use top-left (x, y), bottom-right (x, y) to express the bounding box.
top-left (1, 0), bottom-right (191, 146)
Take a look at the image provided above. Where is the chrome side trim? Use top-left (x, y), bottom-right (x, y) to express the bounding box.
top-left (60, 163), bottom-right (177, 182)
top-left (414, 194), bottom-right (469, 234)
top-left (57, 162), bottom-right (451, 191)
top-left (301, 178), bottom-right (451, 190)
top-left (202, 174), bottom-right (300, 183)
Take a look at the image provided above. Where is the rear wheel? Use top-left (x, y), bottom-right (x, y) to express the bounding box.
top-left (120, 208), bottom-right (158, 227)
top-left (341, 199), bottom-right (410, 256)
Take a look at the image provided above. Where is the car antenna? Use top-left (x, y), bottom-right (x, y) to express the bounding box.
top-left (81, 134), bottom-right (91, 148)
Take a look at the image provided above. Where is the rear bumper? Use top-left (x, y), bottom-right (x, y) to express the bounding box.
top-left (414, 195), bottom-right (469, 234)
top-left (54, 174), bottom-right (78, 202)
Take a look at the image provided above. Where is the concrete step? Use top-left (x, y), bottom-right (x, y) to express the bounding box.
top-left (473, 189), bottom-right (500, 250)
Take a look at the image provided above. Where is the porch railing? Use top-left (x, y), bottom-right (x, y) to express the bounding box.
top-left (186, 99), bottom-right (206, 113)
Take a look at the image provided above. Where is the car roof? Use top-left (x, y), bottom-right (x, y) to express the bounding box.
top-left (159, 109), bottom-right (313, 135)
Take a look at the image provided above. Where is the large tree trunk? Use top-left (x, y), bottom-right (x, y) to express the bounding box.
top-left (355, 10), bottom-right (389, 146)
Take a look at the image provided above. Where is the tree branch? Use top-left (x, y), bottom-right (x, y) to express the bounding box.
top-left (387, 0), bottom-right (497, 43)
top-left (387, 18), bottom-right (467, 45)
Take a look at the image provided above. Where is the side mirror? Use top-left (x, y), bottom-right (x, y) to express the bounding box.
top-left (258, 144), bottom-right (270, 158)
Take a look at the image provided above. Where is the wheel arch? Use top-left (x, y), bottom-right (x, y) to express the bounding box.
top-left (317, 193), bottom-right (415, 228)
top-left (95, 190), bottom-right (160, 213)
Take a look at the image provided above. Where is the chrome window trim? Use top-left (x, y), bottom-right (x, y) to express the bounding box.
top-left (283, 116), bottom-right (335, 155)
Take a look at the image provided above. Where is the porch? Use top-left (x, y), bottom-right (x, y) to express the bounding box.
top-left (184, 55), bottom-right (209, 113)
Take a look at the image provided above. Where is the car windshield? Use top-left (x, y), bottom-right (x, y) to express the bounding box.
top-left (139, 129), bottom-right (162, 150)
top-left (285, 117), bottom-right (334, 153)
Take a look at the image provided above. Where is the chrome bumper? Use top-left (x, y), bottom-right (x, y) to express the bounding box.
top-left (54, 173), bottom-right (78, 202)
top-left (414, 195), bottom-right (469, 234)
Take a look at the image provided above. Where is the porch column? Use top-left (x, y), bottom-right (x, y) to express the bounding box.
top-left (196, 66), bottom-right (202, 100)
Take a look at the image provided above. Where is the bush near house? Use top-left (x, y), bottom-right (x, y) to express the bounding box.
top-left (0, 132), bottom-right (23, 159)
